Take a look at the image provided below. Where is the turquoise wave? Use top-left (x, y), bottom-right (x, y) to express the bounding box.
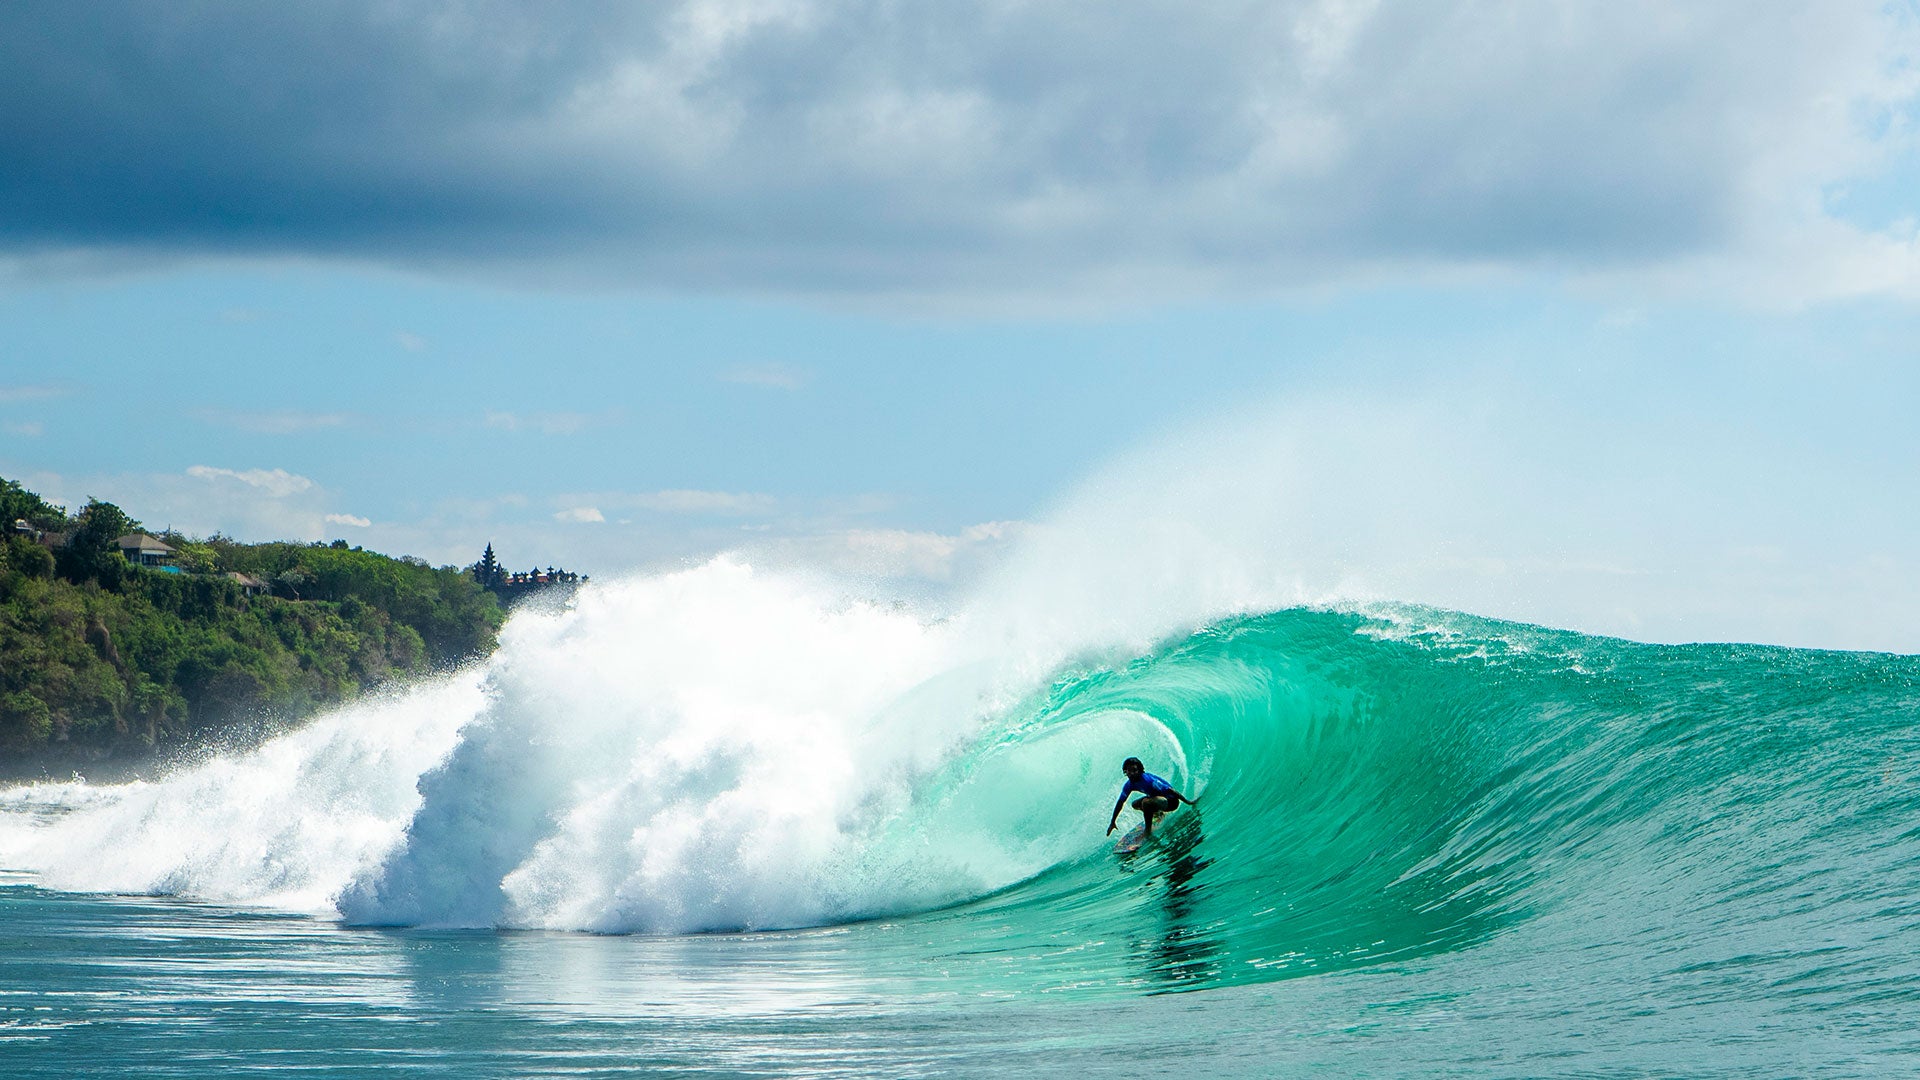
top-left (6, 603), bottom-right (1917, 1078)
top-left (8, 597), bottom-right (1916, 1010)
top-left (838, 606), bottom-right (1920, 996)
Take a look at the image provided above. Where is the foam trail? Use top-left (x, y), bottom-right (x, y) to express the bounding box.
top-left (0, 672), bottom-right (484, 910)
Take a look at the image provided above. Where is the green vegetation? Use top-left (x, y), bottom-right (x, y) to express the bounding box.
top-left (0, 476), bottom-right (504, 775)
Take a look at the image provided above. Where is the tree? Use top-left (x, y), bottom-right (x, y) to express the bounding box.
top-left (0, 691), bottom-right (53, 753)
top-left (74, 499), bottom-right (135, 550)
top-left (0, 475), bottom-right (65, 531)
top-left (173, 542), bottom-right (220, 575)
top-left (59, 499), bottom-right (139, 586)
top-left (272, 568), bottom-right (311, 600)
top-left (2, 536), bottom-right (54, 580)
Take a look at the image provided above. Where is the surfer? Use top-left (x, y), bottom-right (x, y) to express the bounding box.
top-left (1107, 757), bottom-right (1197, 840)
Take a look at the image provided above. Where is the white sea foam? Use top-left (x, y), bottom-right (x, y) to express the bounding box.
top-left (0, 557), bottom-right (1157, 931)
top-left (0, 673), bottom-right (484, 911)
top-left (340, 557), bottom-right (999, 931)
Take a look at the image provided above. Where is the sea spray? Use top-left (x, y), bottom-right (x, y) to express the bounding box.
top-left (970, 386), bottom-right (1920, 654)
top-left (0, 554), bottom-right (1148, 932)
top-left (0, 672), bottom-right (485, 911)
top-left (337, 556), bottom-right (1113, 932)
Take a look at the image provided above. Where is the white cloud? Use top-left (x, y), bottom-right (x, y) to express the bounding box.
top-left (628, 489), bottom-right (776, 514)
top-left (750, 521), bottom-right (1029, 583)
top-left (959, 521), bottom-right (1019, 543)
top-left (395, 330), bottom-right (428, 352)
top-left (186, 465), bottom-right (316, 498)
top-left (839, 522), bottom-right (1028, 579)
top-left (542, 489), bottom-right (778, 516)
top-left (554, 506), bottom-right (606, 523)
top-left (0, 385), bottom-right (67, 403)
top-left (3, 421), bottom-right (44, 437)
top-left (197, 408), bottom-right (351, 434)
top-left (324, 512), bottom-right (372, 527)
top-left (1659, 214), bottom-right (1920, 307)
top-left (484, 410), bottom-right (609, 436)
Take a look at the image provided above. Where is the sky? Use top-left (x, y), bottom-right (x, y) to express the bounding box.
top-left (2, 1), bottom-right (1918, 651)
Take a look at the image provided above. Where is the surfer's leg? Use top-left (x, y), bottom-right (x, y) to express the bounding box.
top-left (1135, 796), bottom-right (1169, 835)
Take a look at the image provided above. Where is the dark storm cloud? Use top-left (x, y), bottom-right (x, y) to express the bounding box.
top-left (0, 2), bottom-right (657, 251)
top-left (0, 1), bottom-right (1907, 295)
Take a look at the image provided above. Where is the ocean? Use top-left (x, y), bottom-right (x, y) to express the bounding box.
top-left (4, 558), bottom-right (1918, 1077)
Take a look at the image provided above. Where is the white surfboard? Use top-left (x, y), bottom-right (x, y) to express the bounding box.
top-left (1115, 821), bottom-right (1150, 853)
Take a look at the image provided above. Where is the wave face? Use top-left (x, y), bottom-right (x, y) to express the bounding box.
top-left (4, 559), bottom-right (1918, 996)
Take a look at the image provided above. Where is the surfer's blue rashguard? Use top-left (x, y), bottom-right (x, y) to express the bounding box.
top-left (1113, 772), bottom-right (1183, 822)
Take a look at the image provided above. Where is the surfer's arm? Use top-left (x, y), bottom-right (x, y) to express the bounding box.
top-left (1107, 790), bottom-right (1128, 834)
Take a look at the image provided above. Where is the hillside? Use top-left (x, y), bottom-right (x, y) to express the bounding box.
top-left (0, 476), bottom-right (504, 777)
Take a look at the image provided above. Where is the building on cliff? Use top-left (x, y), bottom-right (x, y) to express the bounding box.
top-left (470, 543), bottom-right (587, 603)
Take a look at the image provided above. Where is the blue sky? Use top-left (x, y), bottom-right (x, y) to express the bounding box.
top-left (3, 1), bottom-right (1918, 650)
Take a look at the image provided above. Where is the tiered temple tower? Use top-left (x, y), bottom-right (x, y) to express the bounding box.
top-left (470, 544), bottom-right (586, 603)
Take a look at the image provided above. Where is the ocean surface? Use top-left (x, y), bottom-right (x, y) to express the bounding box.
top-left (4, 559), bottom-right (1919, 1077)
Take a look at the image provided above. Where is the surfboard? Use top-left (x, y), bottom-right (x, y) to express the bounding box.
top-left (1115, 816), bottom-right (1159, 854)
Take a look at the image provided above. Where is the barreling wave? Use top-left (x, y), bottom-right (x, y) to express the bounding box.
top-left (3, 558), bottom-right (1917, 997)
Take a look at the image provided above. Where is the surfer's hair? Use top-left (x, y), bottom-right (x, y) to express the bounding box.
top-left (1122, 757), bottom-right (1143, 772)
